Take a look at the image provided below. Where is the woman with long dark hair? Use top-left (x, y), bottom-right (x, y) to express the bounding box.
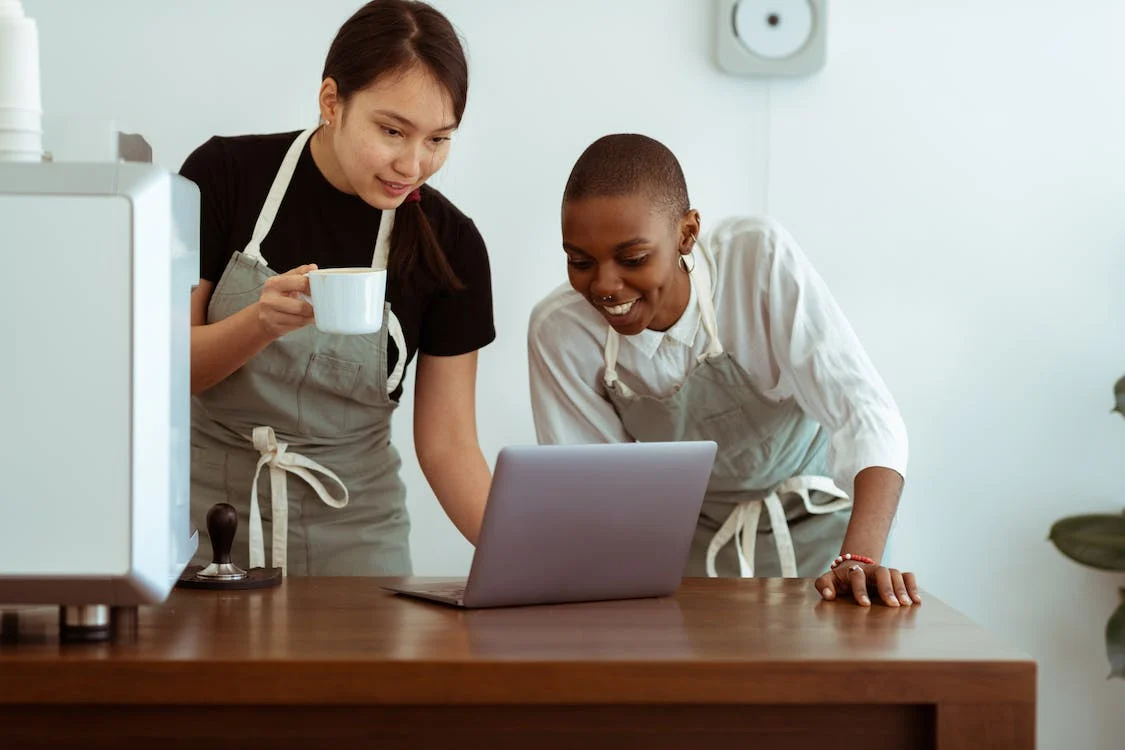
top-left (183, 0), bottom-right (493, 576)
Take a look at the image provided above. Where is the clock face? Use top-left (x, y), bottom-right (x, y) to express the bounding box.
top-left (716, 0), bottom-right (826, 77)
top-left (734, 0), bottom-right (816, 60)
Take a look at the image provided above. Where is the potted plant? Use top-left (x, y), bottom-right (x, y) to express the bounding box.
top-left (1047, 377), bottom-right (1125, 679)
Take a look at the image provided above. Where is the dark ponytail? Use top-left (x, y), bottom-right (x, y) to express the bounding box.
top-left (392, 193), bottom-right (464, 291)
top-left (323, 0), bottom-right (467, 292)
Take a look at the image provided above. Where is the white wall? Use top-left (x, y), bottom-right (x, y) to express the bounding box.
top-left (21, 0), bottom-right (1125, 746)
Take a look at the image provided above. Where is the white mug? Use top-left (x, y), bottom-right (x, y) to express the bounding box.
top-left (305, 268), bottom-right (387, 335)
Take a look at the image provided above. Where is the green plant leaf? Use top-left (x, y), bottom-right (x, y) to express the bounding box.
top-left (1113, 375), bottom-right (1125, 416)
top-left (1048, 514), bottom-right (1125, 571)
top-left (1107, 597), bottom-right (1125, 680)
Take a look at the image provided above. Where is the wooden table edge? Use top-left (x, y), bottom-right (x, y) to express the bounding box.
top-left (0, 658), bottom-right (1037, 705)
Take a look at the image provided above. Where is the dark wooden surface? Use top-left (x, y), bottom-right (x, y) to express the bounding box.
top-left (0, 577), bottom-right (1036, 749)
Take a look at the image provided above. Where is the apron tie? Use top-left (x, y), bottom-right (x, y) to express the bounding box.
top-left (248, 425), bottom-right (349, 574)
top-left (704, 475), bottom-right (851, 578)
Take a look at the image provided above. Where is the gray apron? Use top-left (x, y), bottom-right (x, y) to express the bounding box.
top-left (190, 126), bottom-right (412, 576)
top-left (602, 238), bottom-right (852, 578)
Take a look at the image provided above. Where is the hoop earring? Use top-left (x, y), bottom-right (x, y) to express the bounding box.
top-left (679, 253), bottom-right (696, 273)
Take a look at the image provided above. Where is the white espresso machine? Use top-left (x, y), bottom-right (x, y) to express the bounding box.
top-left (0, 0), bottom-right (198, 642)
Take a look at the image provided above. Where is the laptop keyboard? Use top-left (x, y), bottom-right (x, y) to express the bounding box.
top-left (418, 582), bottom-right (466, 599)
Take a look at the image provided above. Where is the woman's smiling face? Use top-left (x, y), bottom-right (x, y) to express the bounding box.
top-left (562, 193), bottom-right (699, 335)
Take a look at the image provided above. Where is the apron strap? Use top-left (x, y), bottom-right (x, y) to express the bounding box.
top-left (244, 127), bottom-right (317, 263)
top-left (705, 499), bottom-right (763, 577)
top-left (689, 236), bottom-right (724, 360)
top-left (705, 493), bottom-right (798, 578)
top-left (773, 474), bottom-right (852, 515)
top-left (602, 327), bottom-right (637, 397)
top-left (247, 425), bottom-right (349, 574)
top-left (371, 189), bottom-right (400, 392)
top-left (386, 309), bottom-right (407, 394)
top-left (372, 206), bottom-right (396, 270)
top-left (704, 475), bottom-right (851, 578)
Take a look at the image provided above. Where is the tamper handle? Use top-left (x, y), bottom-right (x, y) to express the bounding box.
top-left (206, 503), bottom-right (238, 566)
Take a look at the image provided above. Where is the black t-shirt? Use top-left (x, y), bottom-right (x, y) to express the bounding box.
top-left (179, 130), bottom-right (495, 400)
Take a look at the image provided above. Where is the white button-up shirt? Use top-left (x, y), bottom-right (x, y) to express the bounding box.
top-left (527, 215), bottom-right (908, 498)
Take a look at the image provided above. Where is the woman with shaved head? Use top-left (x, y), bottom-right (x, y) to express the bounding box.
top-left (528, 134), bottom-right (918, 608)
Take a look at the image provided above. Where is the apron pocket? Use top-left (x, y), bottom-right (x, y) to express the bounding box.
top-left (693, 406), bottom-right (774, 480)
top-left (346, 331), bottom-right (393, 410)
top-left (297, 353), bottom-right (361, 436)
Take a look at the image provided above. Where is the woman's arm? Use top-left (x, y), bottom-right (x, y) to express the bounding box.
top-left (816, 465), bottom-right (920, 607)
top-left (413, 350), bottom-right (491, 545)
top-left (839, 465), bottom-right (904, 564)
top-left (745, 220), bottom-right (916, 605)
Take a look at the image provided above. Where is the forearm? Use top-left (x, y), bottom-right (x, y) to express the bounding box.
top-left (191, 302), bottom-right (275, 394)
top-left (417, 439), bottom-right (491, 545)
top-left (839, 466), bottom-right (904, 562)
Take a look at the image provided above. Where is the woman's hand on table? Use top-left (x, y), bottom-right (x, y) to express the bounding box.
top-left (815, 559), bottom-right (921, 607)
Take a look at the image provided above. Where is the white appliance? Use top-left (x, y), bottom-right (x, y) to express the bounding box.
top-left (0, 159), bottom-right (200, 641)
top-left (0, 1), bottom-right (198, 643)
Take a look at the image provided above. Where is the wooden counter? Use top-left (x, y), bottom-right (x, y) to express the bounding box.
top-left (0, 577), bottom-right (1035, 749)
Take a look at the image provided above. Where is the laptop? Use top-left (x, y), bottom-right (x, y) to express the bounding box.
top-left (382, 440), bottom-right (717, 608)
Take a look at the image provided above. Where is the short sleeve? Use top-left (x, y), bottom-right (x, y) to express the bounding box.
top-left (179, 137), bottom-right (233, 283)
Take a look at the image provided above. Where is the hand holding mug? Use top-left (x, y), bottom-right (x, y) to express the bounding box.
top-left (256, 263), bottom-right (317, 338)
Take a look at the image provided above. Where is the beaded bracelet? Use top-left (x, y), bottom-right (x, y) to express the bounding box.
top-left (830, 553), bottom-right (876, 569)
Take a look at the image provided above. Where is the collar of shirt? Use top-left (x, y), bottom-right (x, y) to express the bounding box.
top-left (622, 274), bottom-right (702, 359)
